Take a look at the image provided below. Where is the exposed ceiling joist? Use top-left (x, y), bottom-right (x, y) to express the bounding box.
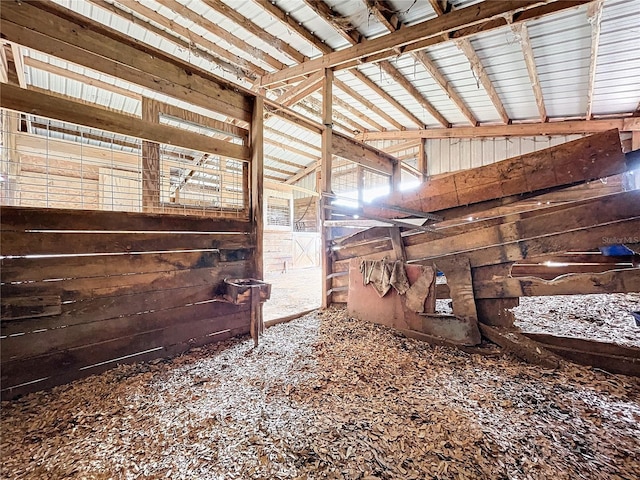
top-left (334, 78), bottom-right (405, 131)
top-left (87, 0), bottom-right (260, 80)
top-left (264, 138), bottom-right (320, 162)
top-left (264, 127), bottom-right (320, 153)
top-left (201, 0), bottom-right (308, 64)
top-left (357, 119), bottom-right (633, 140)
top-left (285, 161), bottom-right (319, 185)
top-left (512, 23), bottom-right (547, 123)
top-left (331, 94), bottom-right (385, 132)
top-left (154, 0), bottom-right (285, 72)
top-left (10, 43), bottom-right (26, 88)
top-left (24, 56), bottom-right (141, 101)
top-left (275, 72), bottom-right (324, 107)
top-left (379, 61), bottom-right (450, 128)
top-left (0, 44), bottom-right (9, 84)
top-left (366, 0), bottom-right (477, 126)
top-left (455, 39), bottom-right (510, 124)
top-left (349, 68), bottom-right (425, 128)
top-left (259, 0), bottom-right (586, 86)
top-left (585, 0), bottom-right (605, 120)
top-left (306, 96), bottom-right (368, 133)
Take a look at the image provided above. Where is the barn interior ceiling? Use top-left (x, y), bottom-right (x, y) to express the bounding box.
top-left (2, 0), bottom-right (639, 186)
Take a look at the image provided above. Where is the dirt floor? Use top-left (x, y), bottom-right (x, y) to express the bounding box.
top-left (2, 307), bottom-right (639, 479)
top-left (264, 267), bottom-right (321, 321)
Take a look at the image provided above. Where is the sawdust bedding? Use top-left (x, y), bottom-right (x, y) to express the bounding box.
top-left (513, 293), bottom-right (640, 348)
top-left (2, 307), bottom-right (639, 480)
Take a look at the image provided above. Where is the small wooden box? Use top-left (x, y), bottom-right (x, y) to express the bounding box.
top-left (223, 278), bottom-right (271, 305)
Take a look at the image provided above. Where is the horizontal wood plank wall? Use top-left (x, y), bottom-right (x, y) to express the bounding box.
top-left (0, 206), bottom-right (254, 400)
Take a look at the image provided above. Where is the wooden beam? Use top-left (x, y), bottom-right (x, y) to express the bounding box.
top-left (263, 100), bottom-right (324, 134)
top-left (364, 129), bottom-right (626, 218)
top-left (264, 127), bottom-right (320, 153)
top-left (474, 268), bottom-right (640, 299)
top-left (358, 119), bottom-right (629, 140)
top-left (1, 1), bottom-right (254, 121)
top-left (333, 93), bottom-right (385, 132)
top-left (366, 1), bottom-right (477, 126)
top-left (0, 84), bottom-right (250, 160)
top-left (512, 24), bottom-right (547, 122)
top-left (202, 0), bottom-right (308, 64)
top-left (154, 102), bottom-right (249, 141)
top-left (305, 96), bottom-right (368, 133)
top-left (264, 138), bottom-right (320, 162)
top-left (87, 0), bottom-right (262, 80)
top-left (23, 56), bottom-right (141, 101)
top-left (0, 44), bottom-right (8, 84)
top-left (9, 43), bottom-right (26, 88)
top-left (285, 161), bottom-right (319, 185)
top-left (455, 39), bottom-right (510, 124)
top-left (332, 132), bottom-right (396, 175)
top-left (251, 96), bottom-right (264, 279)
top-left (379, 60), bottom-right (450, 128)
top-left (334, 78), bottom-right (404, 131)
top-left (155, 0), bottom-right (286, 71)
top-left (479, 324), bottom-right (562, 368)
top-left (413, 51), bottom-right (478, 126)
top-left (275, 72), bottom-right (324, 106)
top-left (321, 68), bottom-right (334, 309)
top-left (298, 97), bottom-right (356, 134)
top-left (585, 0), bottom-right (605, 120)
top-left (349, 68), bottom-right (425, 128)
top-left (418, 138), bottom-right (428, 180)
top-left (252, 0), bottom-right (332, 56)
top-left (259, 0), bottom-right (581, 86)
top-left (302, 0), bottom-right (362, 44)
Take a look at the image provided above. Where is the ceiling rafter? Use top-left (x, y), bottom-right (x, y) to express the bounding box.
top-left (285, 160), bottom-right (319, 185)
top-left (302, 0), bottom-right (363, 45)
top-left (306, 96), bottom-right (369, 133)
top-left (0, 44), bottom-right (8, 83)
top-left (264, 127), bottom-right (320, 153)
top-left (349, 68), bottom-right (425, 128)
top-left (294, 100), bottom-right (353, 134)
top-left (367, 0), bottom-right (477, 126)
top-left (424, 0), bottom-right (510, 125)
top-left (305, 0), bottom-right (449, 128)
top-left (334, 78), bottom-right (404, 131)
top-left (264, 138), bottom-right (320, 162)
top-left (357, 119), bottom-right (632, 141)
top-left (512, 23), bottom-right (547, 122)
top-left (332, 93), bottom-right (385, 132)
top-left (264, 154), bottom-right (308, 170)
top-left (378, 61), bottom-right (450, 128)
top-left (259, 0), bottom-right (582, 86)
top-left (87, 0), bottom-right (261, 80)
top-left (201, 0), bottom-right (308, 65)
top-left (275, 72), bottom-right (324, 107)
top-left (585, 0), bottom-right (605, 120)
top-left (24, 56), bottom-right (141, 100)
top-left (455, 39), bottom-right (511, 124)
top-left (252, 0), bottom-right (422, 129)
top-left (154, 0), bottom-right (286, 71)
top-left (10, 43), bottom-right (26, 88)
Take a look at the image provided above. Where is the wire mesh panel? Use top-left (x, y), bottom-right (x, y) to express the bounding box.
top-left (0, 109), bottom-right (248, 218)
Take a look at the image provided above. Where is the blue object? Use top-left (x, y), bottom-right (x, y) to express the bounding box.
top-left (599, 244), bottom-right (634, 256)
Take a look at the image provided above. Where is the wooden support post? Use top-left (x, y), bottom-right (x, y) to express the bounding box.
top-left (434, 255), bottom-right (481, 345)
top-left (321, 68), bottom-right (333, 309)
top-left (473, 263), bottom-right (518, 327)
top-left (389, 226), bottom-right (406, 262)
top-left (391, 158), bottom-right (401, 193)
top-left (418, 138), bottom-right (428, 181)
top-left (251, 96), bottom-right (264, 280)
top-left (141, 97), bottom-right (161, 212)
top-left (633, 131), bottom-right (640, 151)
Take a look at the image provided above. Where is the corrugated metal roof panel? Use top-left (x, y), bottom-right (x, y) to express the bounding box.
top-left (527, 4), bottom-right (591, 118)
top-left (467, 28), bottom-right (540, 121)
top-left (592, 0), bottom-right (640, 116)
top-left (273, 0), bottom-right (351, 51)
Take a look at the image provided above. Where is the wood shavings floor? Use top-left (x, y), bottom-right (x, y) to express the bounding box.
top-left (2, 307), bottom-right (640, 479)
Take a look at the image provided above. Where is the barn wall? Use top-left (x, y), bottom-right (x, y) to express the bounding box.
top-left (0, 206), bottom-right (255, 400)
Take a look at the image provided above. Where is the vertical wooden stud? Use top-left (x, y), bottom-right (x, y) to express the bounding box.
top-left (321, 68), bottom-right (333, 309)
top-left (251, 95), bottom-right (264, 280)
